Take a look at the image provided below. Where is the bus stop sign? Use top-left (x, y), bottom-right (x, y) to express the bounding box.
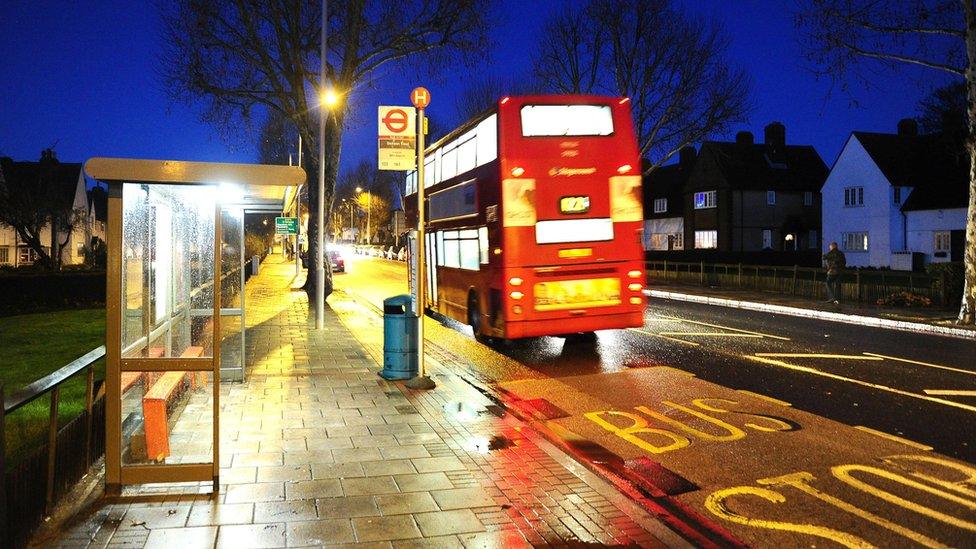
top-left (378, 106), bottom-right (417, 171)
top-left (275, 216), bottom-right (298, 235)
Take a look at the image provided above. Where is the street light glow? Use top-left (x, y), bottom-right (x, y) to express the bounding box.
top-left (321, 88), bottom-right (340, 108)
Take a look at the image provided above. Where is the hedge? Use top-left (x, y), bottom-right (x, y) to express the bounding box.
top-left (0, 271), bottom-right (105, 316)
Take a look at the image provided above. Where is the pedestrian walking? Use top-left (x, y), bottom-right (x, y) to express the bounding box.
top-left (823, 242), bottom-right (846, 304)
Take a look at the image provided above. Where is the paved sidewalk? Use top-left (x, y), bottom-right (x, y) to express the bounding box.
top-left (47, 257), bottom-right (683, 548)
top-left (646, 281), bottom-right (975, 339)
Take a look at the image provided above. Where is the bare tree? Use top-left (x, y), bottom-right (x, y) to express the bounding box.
top-left (453, 73), bottom-right (538, 123)
top-left (258, 109), bottom-right (300, 165)
top-left (797, 0), bottom-right (976, 324)
top-left (160, 0), bottom-right (489, 300)
top-left (0, 150), bottom-right (84, 271)
top-left (533, 0), bottom-right (750, 172)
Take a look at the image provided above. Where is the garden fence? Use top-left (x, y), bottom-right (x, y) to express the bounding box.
top-left (646, 261), bottom-right (950, 306)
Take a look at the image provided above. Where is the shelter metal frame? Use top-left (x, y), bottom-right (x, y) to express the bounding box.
top-left (86, 158), bottom-right (304, 493)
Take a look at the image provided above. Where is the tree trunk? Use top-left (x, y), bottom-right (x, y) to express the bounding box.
top-left (301, 116), bottom-right (343, 303)
top-left (960, 0), bottom-right (976, 324)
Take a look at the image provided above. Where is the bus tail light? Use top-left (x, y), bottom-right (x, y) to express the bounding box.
top-left (510, 291), bottom-right (524, 300)
top-left (628, 270), bottom-right (642, 278)
top-left (511, 166), bottom-right (525, 177)
top-left (630, 297), bottom-right (642, 305)
top-left (509, 277), bottom-right (523, 286)
top-left (628, 283), bottom-right (642, 291)
top-left (513, 305), bottom-right (523, 314)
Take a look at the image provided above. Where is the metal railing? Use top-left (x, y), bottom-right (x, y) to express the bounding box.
top-left (1, 345), bottom-right (106, 548)
top-left (646, 260), bottom-right (948, 306)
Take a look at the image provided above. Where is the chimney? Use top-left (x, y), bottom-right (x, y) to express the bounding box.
top-left (764, 122), bottom-right (786, 162)
top-left (764, 122), bottom-right (785, 148)
top-left (897, 118), bottom-right (918, 137)
top-left (679, 145), bottom-right (696, 169)
top-left (735, 131), bottom-right (754, 146)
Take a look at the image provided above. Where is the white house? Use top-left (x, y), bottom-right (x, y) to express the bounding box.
top-left (821, 119), bottom-right (968, 269)
top-left (0, 151), bottom-right (92, 267)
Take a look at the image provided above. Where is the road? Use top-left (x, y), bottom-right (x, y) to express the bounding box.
top-left (332, 252), bottom-right (976, 548)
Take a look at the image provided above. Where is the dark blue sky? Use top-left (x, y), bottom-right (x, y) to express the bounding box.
top-left (0, 1), bottom-right (955, 178)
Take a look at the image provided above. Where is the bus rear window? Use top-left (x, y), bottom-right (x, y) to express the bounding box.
top-left (520, 105), bottom-right (614, 137)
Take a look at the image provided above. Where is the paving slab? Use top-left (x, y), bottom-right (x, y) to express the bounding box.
top-left (43, 256), bottom-right (685, 548)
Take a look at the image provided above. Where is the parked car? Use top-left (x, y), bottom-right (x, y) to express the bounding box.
top-left (299, 248), bottom-right (344, 272)
top-left (328, 250), bottom-right (345, 272)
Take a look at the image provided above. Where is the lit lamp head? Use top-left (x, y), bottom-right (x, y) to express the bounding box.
top-left (320, 88), bottom-right (340, 109)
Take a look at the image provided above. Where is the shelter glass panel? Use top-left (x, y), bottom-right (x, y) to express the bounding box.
top-left (121, 183), bottom-right (216, 358)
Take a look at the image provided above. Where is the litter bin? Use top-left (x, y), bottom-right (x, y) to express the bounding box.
top-left (380, 295), bottom-right (418, 380)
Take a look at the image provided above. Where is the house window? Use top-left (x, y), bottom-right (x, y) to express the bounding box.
top-left (808, 229), bottom-right (818, 249)
top-left (695, 230), bottom-right (717, 249)
top-left (767, 191), bottom-right (776, 205)
top-left (653, 198), bottom-right (667, 213)
top-left (762, 229), bottom-right (772, 249)
top-left (0, 247), bottom-right (8, 264)
top-left (844, 186), bottom-right (864, 207)
top-left (934, 231), bottom-right (951, 253)
top-left (893, 187), bottom-right (902, 205)
top-left (842, 232), bottom-right (868, 252)
top-left (694, 191), bottom-right (716, 209)
top-left (804, 191), bottom-right (813, 206)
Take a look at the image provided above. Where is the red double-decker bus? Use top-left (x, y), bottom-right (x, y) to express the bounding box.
top-left (404, 95), bottom-right (645, 341)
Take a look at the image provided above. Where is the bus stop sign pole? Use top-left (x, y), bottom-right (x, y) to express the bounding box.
top-left (406, 87), bottom-right (434, 391)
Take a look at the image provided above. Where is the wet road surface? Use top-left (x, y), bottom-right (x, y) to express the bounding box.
top-left (333, 253), bottom-right (976, 547)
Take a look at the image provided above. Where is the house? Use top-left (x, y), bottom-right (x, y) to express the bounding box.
top-left (0, 150), bottom-right (90, 267)
top-left (682, 123), bottom-right (826, 253)
top-left (821, 119), bottom-right (968, 268)
top-left (643, 149), bottom-right (692, 251)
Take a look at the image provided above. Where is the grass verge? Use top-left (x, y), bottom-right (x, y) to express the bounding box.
top-left (0, 308), bottom-right (105, 466)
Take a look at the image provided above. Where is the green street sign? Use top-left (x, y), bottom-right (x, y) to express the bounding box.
top-left (275, 216), bottom-right (298, 235)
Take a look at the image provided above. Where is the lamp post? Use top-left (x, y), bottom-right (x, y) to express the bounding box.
top-left (356, 186), bottom-right (370, 244)
top-left (315, 0), bottom-right (340, 330)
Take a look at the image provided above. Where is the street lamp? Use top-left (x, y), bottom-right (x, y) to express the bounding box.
top-left (315, 0), bottom-right (341, 330)
top-left (356, 186), bottom-right (370, 245)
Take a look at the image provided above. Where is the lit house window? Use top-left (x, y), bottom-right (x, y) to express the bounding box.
top-left (767, 191), bottom-right (776, 205)
top-left (695, 230), bottom-right (717, 249)
top-left (842, 231), bottom-right (868, 252)
top-left (653, 198), bottom-right (667, 213)
top-left (694, 191), bottom-right (716, 209)
top-left (844, 187), bottom-right (864, 207)
top-left (934, 231), bottom-right (950, 253)
top-left (0, 247), bottom-right (9, 264)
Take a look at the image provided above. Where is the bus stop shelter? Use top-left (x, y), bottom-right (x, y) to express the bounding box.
top-left (84, 158), bottom-right (305, 493)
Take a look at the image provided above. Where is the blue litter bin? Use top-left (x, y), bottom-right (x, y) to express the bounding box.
top-left (380, 295), bottom-right (418, 380)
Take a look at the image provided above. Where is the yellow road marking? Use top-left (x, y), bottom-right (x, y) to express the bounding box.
top-left (657, 315), bottom-right (791, 340)
top-left (923, 390), bottom-right (976, 397)
top-left (658, 332), bottom-right (763, 338)
top-left (853, 426), bottom-right (933, 451)
top-left (736, 390), bottom-right (792, 407)
top-left (864, 352), bottom-right (976, 377)
top-left (627, 328), bottom-right (700, 347)
top-left (755, 353), bottom-right (883, 360)
top-left (747, 355), bottom-right (976, 414)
